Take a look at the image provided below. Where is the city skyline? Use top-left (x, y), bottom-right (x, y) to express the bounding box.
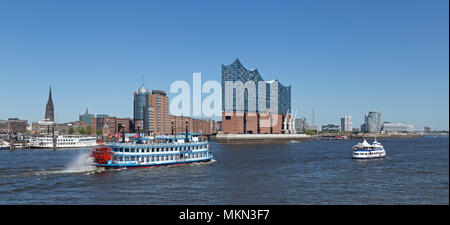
top-left (0, 0), bottom-right (448, 130)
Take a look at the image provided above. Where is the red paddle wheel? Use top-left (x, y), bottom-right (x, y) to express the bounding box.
top-left (92, 147), bottom-right (115, 164)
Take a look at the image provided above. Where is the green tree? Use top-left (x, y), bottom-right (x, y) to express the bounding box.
top-left (68, 127), bottom-right (74, 134)
top-left (86, 125), bottom-right (93, 135)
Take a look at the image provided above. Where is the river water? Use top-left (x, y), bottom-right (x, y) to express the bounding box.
top-left (0, 136), bottom-right (448, 204)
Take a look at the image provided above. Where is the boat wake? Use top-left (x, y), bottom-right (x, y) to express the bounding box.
top-left (63, 151), bottom-right (96, 173)
top-left (190, 159), bottom-right (217, 166)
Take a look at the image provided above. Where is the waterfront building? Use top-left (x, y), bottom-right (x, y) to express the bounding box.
top-left (7, 118), bottom-right (28, 133)
top-left (31, 119), bottom-right (53, 134)
top-left (424, 126), bottom-right (431, 133)
top-left (79, 108), bottom-right (95, 125)
top-left (169, 115), bottom-right (217, 135)
top-left (0, 120), bottom-right (7, 133)
top-left (307, 125), bottom-right (319, 133)
top-left (363, 111), bottom-right (382, 133)
top-left (361, 123), bottom-right (366, 133)
top-left (341, 116), bottom-right (352, 132)
top-left (91, 114), bottom-right (110, 133)
top-left (148, 90), bottom-right (170, 135)
top-left (169, 115), bottom-right (193, 135)
top-left (193, 118), bottom-right (217, 135)
top-left (90, 115), bottom-right (131, 134)
top-left (221, 58), bottom-right (292, 134)
top-left (294, 117), bottom-right (307, 133)
top-left (322, 124), bottom-right (341, 133)
top-left (143, 105), bottom-right (154, 135)
top-left (133, 85), bottom-right (150, 130)
top-left (115, 118), bottom-right (131, 134)
top-left (382, 122), bottom-right (414, 133)
top-left (44, 86), bottom-right (55, 122)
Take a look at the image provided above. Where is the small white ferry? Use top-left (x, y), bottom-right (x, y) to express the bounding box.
top-left (0, 140), bottom-right (9, 150)
top-left (352, 138), bottom-right (386, 159)
top-left (29, 135), bottom-right (98, 148)
top-left (92, 133), bottom-right (213, 169)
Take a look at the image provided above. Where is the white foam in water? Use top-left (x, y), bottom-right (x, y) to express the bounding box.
top-left (63, 151), bottom-right (95, 173)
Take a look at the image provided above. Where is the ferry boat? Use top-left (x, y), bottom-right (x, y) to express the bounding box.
top-left (352, 138), bottom-right (386, 159)
top-left (91, 133), bottom-right (213, 169)
top-left (29, 135), bottom-right (98, 148)
top-left (0, 140), bottom-right (9, 150)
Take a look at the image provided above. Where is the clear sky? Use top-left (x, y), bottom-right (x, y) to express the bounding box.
top-left (0, 0), bottom-right (448, 130)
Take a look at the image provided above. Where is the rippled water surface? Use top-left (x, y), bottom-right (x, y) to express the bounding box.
top-left (0, 136), bottom-right (448, 204)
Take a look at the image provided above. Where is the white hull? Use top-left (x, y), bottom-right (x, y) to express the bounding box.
top-left (352, 149), bottom-right (386, 159)
top-left (95, 140), bottom-right (213, 168)
top-left (29, 135), bottom-right (98, 148)
top-left (352, 139), bottom-right (387, 159)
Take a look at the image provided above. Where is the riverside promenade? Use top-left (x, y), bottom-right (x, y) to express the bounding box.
top-left (216, 133), bottom-right (315, 144)
top-left (348, 133), bottom-right (424, 139)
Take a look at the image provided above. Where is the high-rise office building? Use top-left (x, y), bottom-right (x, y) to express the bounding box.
top-left (363, 111), bottom-right (382, 133)
top-left (341, 116), bottom-right (352, 132)
top-left (133, 85), bottom-right (150, 130)
top-left (143, 105), bottom-right (154, 135)
top-left (79, 108), bottom-right (95, 125)
top-left (221, 59), bottom-right (291, 134)
top-left (149, 90), bottom-right (170, 135)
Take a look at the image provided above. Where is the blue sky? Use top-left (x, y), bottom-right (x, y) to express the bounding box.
top-left (0, 0), bottom-right (448, 130)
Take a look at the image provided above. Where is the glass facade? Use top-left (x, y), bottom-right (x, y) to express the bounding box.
top-left (382, 122), bottom-right (414, 133)
top-left (134, 85), bottom-right (149, 121)
top-left (341, 116), bottom-right (352, 132)
top-left (221, 59), bottom-right (291, 115)
top-left (364, 111), bottom-right (382, 133)
top-left (322, 124), bottom-right (341, 133)
top-left (79, 113), bottom-right (94, 125)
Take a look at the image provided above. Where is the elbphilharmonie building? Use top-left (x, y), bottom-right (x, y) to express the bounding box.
top-left (221, 59), bottom-right (291, 134)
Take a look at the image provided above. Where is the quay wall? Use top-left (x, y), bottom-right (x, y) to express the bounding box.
top-left (216, 133), bottom-right (315, 144)
top-left (348, 134), bottom-right (424, 139)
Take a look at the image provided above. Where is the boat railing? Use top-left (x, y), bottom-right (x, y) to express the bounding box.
top-left (105, 141), bottom-right (208, 147)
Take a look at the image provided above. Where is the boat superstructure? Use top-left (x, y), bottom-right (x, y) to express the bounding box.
top-left (29, 135), bottom-right (98, 148)
top-left (352, 138), bottom-right (386, 159)
top-left (0, 140), bottom-right (9, 150)
top-left (91, 133), bottom-right (213, 169)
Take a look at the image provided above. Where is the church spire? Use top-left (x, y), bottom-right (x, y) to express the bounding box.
top-left (45, 85), bottom-right (54, 122)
